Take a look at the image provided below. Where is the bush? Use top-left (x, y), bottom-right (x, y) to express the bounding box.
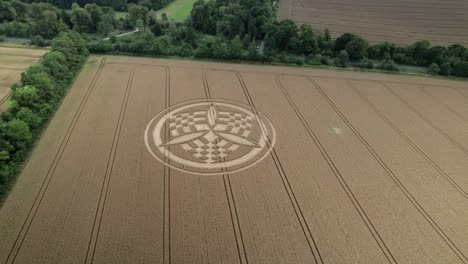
top-left (428, 63), bottom-right (440, 75)
top-left (345, 36), bottom-right (368, 59)
top-left (306, 54), bottom-right (322, 65)
top-left (334, 50), bottom-right (348, 68)
top-left (31, 35), bottom-right (47, 47)
top-left (321, 55), bottom-right (332, 65)
top-left (439, 62), bottom-right (451, 76)
top-left (452, 61), bottom-right (468, 77)
top-left (378, 59), bottom-right (399, 72)
top-left (358, 57), bottom-right (374, 69)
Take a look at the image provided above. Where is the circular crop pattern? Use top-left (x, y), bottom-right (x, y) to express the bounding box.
top-left (144, 99), bottom-right (276, 175)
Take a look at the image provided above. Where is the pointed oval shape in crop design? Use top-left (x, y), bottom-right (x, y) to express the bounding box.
top-left (207, 105), bottom-right (218, 128)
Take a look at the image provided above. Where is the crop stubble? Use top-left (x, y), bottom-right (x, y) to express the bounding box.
top-left (0, 56), bottom-right (467, 264)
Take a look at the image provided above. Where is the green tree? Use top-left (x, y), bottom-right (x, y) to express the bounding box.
top-left (11, 85), bottom-right (40, 110)
top-left (84, 3), bottom-right (103, 32)
top-left (8, 0), bottom-right (28, 22)
top-left (97, 13), bottom-right (114, 36)
top-left (318, 29), bottom-right (333, 53)
top-left (70, 5), bottom-right (92, 33)
top-left (452, 61), bottom-right (468, 77)
top-left (378, 59), bottom-right (399, 71)
top-left (128, 4), bottom-right (149, 31)
top-left (428, 63), bottom-right (440, 75)
top-left (31, 10), bottom-right (59, 39)
top-left (212, 37), bottom-right (230, 59)
top-left (334, 33), bottom-right (356, 52)
top-left (4, 119), bottom-right (32, 153)
top-left (359, 57), bottom-right (374, 69)
top-left (42, 51), bottom-right (71, 89)
top-left (16, 107), bottom-right (43, 131)
top-left (20, 65), bottom-right (56, 102)
top-left (424, 46), bottom-right (446, 65)
top-left (408, 40), bottom-right (431, 65)
top-left (439, 62), bottom-right (452, 76)
top-left (298, 24), bottom-right (317, 55)
top-left (0, 1), bottom-right (17, 22)
top-left (248, 41), bottom-right (259, 60)
top-left (334, 50), bottom-right (348, 67)
top-left (229, 36), bottom-right (243, 59)
top-left (345, 36), bottom-right (368, 60)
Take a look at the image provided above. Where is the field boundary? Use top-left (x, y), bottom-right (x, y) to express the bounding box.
top-left (3, 57), bottom-right (107, 264)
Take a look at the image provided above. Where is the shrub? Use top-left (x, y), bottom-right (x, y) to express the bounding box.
top-left (306, 54), bottom-right (322, 65)
top-left (428, 63), bottom-right (440, 75)
top-left (31, 35), bottom-right (47, 47)
top-left (345, 36), bottom-right (368, 59)
top-left (439, 62), bottom-right (451, 76)
top-left (334, 50), bottom-right (348, 68)
top-left (378, 59), bottom-right (399, 72)
top-left (321, 55), bottom-right (331, 65)
top-left (359, 57), bottom-right (374, 69)
top-left (452, 61), bottom-right (468, 77)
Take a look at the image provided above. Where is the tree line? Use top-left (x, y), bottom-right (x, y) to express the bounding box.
top-left (0, 31), bottom-right (88, 202)
top-left (0, 0), bottom-right (140, 39)
top-left (2, 0), bottom-right (467, 77)
top-left (86, 0), bottom-right (468, 77)
top-left (3, 0), bottom-right (173, 11)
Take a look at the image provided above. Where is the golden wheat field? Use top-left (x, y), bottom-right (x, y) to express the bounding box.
top-left (0, 56), bottom-right (467, 264)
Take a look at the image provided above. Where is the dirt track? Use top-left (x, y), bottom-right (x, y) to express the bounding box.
top-left (0, 56), bottom-right (467, 264)
top-left (278, 0), bottom-right (468, 45)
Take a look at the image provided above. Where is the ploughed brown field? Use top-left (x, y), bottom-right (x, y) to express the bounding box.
top-left (278, 0), bottom-right (468, 46)
top-left (0, 47), bottom-right (47, 109)
top-left (1, 56), bottom-right (468, 264)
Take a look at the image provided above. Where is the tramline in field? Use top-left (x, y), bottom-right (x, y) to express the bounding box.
top-left (0, 56), bottom-right (467, 264)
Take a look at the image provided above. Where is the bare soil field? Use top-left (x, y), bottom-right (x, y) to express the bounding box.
top-left (0, 46), bottom-right (47, 107)
top-left (0, 55), bottom-right (467, 264)
top-left (278, 0), bottom-right (468, 45)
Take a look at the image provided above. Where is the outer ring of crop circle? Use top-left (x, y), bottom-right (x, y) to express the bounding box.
top-left (144, 98), bottom-right (276, 176)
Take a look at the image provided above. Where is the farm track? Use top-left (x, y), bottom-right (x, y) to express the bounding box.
top-left (279, 0), bottom-right (468, 45)
top-left (0, 56), bottom-right (467, 263)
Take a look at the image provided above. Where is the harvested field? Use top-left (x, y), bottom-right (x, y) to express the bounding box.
top-left (278, 0), bottom-right (468, 45)
top-left (0, 55), bottom-right (467, 264)
top-left (0, 46), bottom-right (47, 107)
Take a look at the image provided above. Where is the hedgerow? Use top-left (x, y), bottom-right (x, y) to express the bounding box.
top-left (0, 31), bottom-right (88, 202)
